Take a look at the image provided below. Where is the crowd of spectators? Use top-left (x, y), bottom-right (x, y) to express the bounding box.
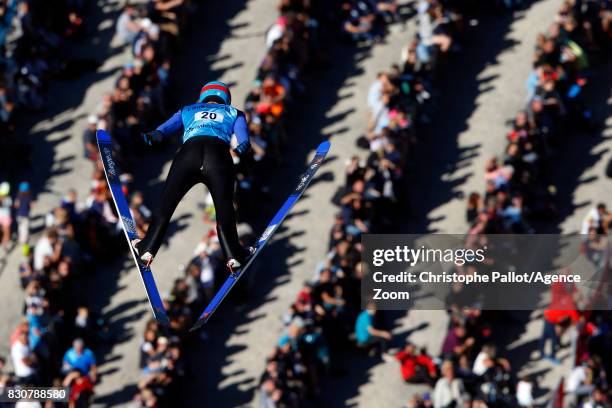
top-left (465, 0), bottom-right (610, 236)
top-left (1, 179), bottom-right (119, 408)
top-left (256, 1), bottom-right (473, 407)
top-left (0, 0), bottom-right (97, 406)
top-left (0, 0), bottom-right (91, 174)
top-left (0, 0), bottom-right (199, 407)
top-left (477, 0), bottom-right (610, 374)
top-left (457, 2), bottom-right (610, 408)
top-left (409, 1), bottom-right (611, 408)
top-left (0, 0), bottom-right (608, 407)
top-left (559, 203), bottom-right (612, 408)
top-left (454, 8), bottom-right (612, 404)
top-left (0, 3), bottom-right (484, 408)
top-left (257, 0), bottom-right (611, 407)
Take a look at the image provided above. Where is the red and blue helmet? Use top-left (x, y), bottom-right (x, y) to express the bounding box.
top-left (199, 80), bottom-right (231, 105)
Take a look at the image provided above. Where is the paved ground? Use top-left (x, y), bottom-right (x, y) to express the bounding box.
top-left (0, 0), bottom-right (610, 407)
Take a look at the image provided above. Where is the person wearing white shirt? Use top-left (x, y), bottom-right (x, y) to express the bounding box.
top-left (116, 4), bottom-right (140, 45)
top-left (433, 360), bottom-right (465, 408)
top-left (266, 21), bottom-right (285, 49)
top-left (581, 203), bottom-right (607, 235)
top-left (516, 378), bottom-right (534, 407)
top-left (367, 73), bottom-right (385, 112)
top-left (472, 344), bottom-right (496, 376)
top-left (11, 331), bottom-right (36, 383)
top-left (16, 402), bottom-right (42, 408)
top-left (33, 229), bottom-right (59, 271)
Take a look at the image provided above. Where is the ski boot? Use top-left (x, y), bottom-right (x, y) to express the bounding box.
top-left (131, 239), bottom-right (154, 267)
top-left (226, 246), bottom-right (256, 276)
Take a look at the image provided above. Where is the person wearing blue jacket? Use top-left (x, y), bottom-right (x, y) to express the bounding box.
top-left (134, 81), bottom-right (253, 270)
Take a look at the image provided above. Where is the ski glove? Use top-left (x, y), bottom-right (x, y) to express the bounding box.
top-left (233, 140), bottom-right (252, 157)
top-left (142, 130), bottom-right (164, 146)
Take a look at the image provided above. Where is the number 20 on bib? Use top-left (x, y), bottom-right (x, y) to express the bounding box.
top-left (195, 110), bottom-right (224, 122)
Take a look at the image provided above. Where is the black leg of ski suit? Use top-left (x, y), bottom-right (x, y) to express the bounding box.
top-left (137, 137), bottom-right (246, 262)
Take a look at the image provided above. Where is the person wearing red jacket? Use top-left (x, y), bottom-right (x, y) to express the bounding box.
top-left (395, 342), bottom-right (437, 385)
top-left (540, 271), bottom-right (582, 364)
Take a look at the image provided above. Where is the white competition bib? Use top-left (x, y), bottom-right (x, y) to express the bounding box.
top-left (194, 110), bottom-right (225, 123)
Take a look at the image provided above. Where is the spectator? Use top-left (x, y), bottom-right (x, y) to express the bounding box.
top-left (355, 307), bottom-right (392, 355)
top-left (62, 338), bottom-right (97, 384)
top-left (63, 370), bottom-right (94, 408)
top-left (259, 378), bottom-right (280, 408)
top-left (465, 192), bottom-right (482, 224)
top-left (539, 270), bottom-right (581, 365)
top-left (0, 181), bottom-right (12, 251)
top-left (432, 360), bottom-right (465, 408)
top-left (83, 115), bottom-right (99, 161)
top-left (14, 182), bottom-right (34, 248)
top-left (581, 203), bottom-right (609, 235)
top-left (33, 228), bottom-right (61, 271)
top-left (116, 3), bottom-right (141, 44)
top-left (395, 342), bottom-right (437, 385)
top-left (342, 0), bottom-right (381, 43)
top-left (516, 377), bottom-right (534, 408)
top-left (11, 331), bottom-right (36, 385)
top-left (440, 324), bottom-right (475, 358)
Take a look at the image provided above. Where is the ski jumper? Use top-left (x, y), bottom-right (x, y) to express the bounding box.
top-left (136, 102), bottom-right (250, 263)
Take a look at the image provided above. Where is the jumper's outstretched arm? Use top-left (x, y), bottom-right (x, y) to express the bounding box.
top-left (143, 111), bottom-right (182, 145)
top-left (156, 110), bottom-right (183, 136)
top-left (233, 112), bottom-right (251, 156)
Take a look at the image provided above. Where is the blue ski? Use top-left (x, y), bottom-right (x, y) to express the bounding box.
top-left (96, 130), bottom-right (170, 326)
top-left (190, 141), bottom-right (331, 331)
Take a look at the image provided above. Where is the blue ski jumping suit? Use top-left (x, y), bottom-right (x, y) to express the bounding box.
top-left (136, 102), bottom-right (251, 263)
